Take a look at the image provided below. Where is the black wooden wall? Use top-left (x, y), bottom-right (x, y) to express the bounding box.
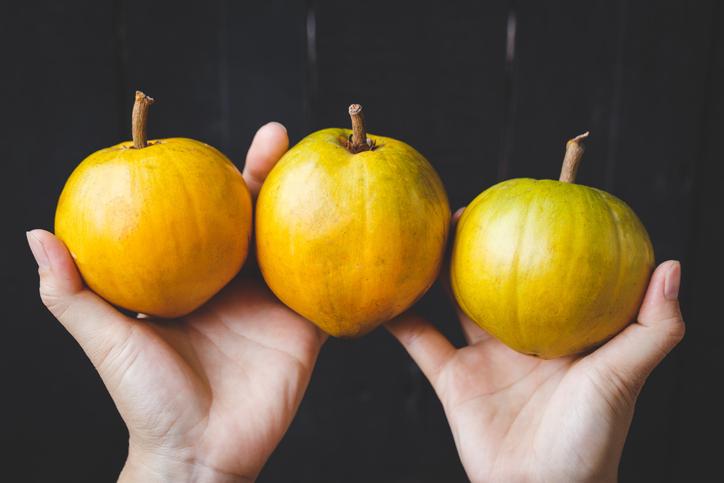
top-left (2, 1), bottom-right (722, 482)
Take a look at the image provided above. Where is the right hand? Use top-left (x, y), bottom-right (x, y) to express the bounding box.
top-left (28, 122), bottom-right (326, 483)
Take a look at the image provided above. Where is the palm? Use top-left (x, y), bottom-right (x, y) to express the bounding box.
top-left (103, 277), bottom-right (322, 478)
top-left (388, 260), bottom-right (684, 483)
top-left (438, 320), bottom-right (626, 482)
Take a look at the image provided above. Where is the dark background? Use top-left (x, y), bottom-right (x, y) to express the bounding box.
top-left (2, 1), bottom-right (723, 481)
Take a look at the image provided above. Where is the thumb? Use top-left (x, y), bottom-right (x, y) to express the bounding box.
top-left (27, 229), bottom-right (136, 370)
top-left (386, 313), bottom-right (457, 389)
top-left (589, 260), bottom-right (685, 395)
top-left (242, 121), bottom-right (289, 198)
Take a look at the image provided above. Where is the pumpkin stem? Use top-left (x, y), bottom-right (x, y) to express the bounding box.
top-left (347, 104), bottom-right (372, 153)
top-left (132, 91), bottom-right (156, 149)
top-left (559, 131), bottom-right (590, 183)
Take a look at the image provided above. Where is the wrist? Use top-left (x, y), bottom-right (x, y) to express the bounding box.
top-left (119, 444), bottom-right (254, 483)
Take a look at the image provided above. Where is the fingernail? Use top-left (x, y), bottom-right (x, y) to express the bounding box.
top-left (265, 121), bottom-right (287, 133)
top-left (26, 231), bottom-right (49, 269)
top-left (664, 260), bottom-right (681, 301)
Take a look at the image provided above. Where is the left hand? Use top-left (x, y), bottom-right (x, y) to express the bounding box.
top-left (387, 215), bottom-right (685, 482)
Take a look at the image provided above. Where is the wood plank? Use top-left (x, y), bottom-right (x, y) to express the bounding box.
top-left (312, 0), bottom-right (509, 209)
top-left (504, 0), bottom-right (625, 185)
top-left (225, 0), bottom-right (308, 163)
top-left (297, 2), bottom-right (509, 481)
top-left (671, 1), bottom-right (724, 480)
top-left (121, 1), bottom-right (228, 151)
top-left (120, 0), bottom-right (309, 169)
top-left (610, 1), bottom-right (716, 482)
top-left (505, 1), bottom-right (716, 481)
top-left (2, 1), bottom-right (127, 481)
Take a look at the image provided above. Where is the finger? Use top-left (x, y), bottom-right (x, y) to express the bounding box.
top-left (27, 229), bottom-right (136, 369)
top-left (459, 311), bottom-right (493, 345)
top-left (452, 206), bottom-right (465, 223)
top-left (243, 121), bottom-right (289, 197)
top-left (589, 260), bottom-right (685, 393)
top-left (386, 313), bottom-right (456, 387)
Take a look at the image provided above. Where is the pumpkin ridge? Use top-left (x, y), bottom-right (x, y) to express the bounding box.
top-left (508, 188), bottom-right (535, 352)
top-left (596, 190), bottom-right (625, 344)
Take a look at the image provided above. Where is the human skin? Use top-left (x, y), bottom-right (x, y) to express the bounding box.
top-left (28, 122), bottom-right (326, 483)
top-left (28, 128), bottom-right (685, 482)
top-left (387, 209), bottom-right (685, 483)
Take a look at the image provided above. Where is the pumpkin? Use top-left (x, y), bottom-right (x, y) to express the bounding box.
top-left (256, 105), bottom-right (450, 337)
top-left (55, 91), bottom-right (252, 317)
top-left (451, 133), bottom-right (654, 358)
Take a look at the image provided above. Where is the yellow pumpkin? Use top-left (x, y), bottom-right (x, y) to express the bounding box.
top-left (451, 133), bottom-right (654, 358)
top-left (55, 92), bottom-right (252, 317)
top-left (256, 105), bottom-right (450, 337)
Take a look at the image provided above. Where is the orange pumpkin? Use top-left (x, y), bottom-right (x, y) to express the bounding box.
top-left (55, 92), bottom-right (252, 317)
top-left (256, 105), bottom-right (450, 337)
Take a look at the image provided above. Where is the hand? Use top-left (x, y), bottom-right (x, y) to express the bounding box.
top-left (27, 123), bottom-right (326, 483)
top-left (387, 213), bottom-right (685, 483)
